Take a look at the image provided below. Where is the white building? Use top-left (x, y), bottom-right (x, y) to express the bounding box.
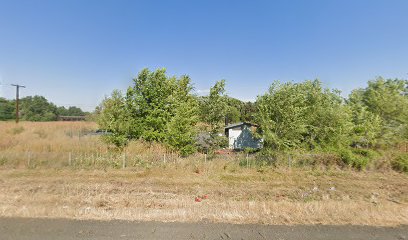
top-left (224, 122), bottom-right (262, 150)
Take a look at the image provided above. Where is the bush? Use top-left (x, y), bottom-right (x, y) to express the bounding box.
top-left (352, 148), bottom-right (379, 159)
top-left (391, 154), bottom-right (408, 173)
top-left (296, 153), bottom-right (343, 168)
top-left (254, 149), bottom-right (278, 166)
top-left (337, 148), bottom-right (371, 170)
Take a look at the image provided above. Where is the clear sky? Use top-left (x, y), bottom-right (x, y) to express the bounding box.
top-left (1, 0), bottom-right (407, 111)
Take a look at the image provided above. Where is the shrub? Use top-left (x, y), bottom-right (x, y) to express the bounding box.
top-left (254, 149), bottom-right (278, 166)
top-left (296, 153), bottom-right (342, 168)
top-left (0, 157), bottom-right (7, 166)
top-left (391, 154), bottom-right (408, 173)
top-left (337, 148), bottom-right (371, 170)
top-left (352, 148), bottom-right (379, 159)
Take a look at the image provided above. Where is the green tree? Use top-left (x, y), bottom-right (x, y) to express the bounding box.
top-left (198, 95), bottom-right (256, 124)
top-left (348, 77), bottom-right (408, 145)
top-left (20, 96), bottom-right (58, 121)
top-left (203, 80), bottom-right (227, 135)
top-left (240, 101), bottom-right (257, 122)
top-left (165, 75), bottom-right (199, 155)
top-left (0, 98), bottom-right (14, 120)
top-left (256, 80), bottom-right (352, 151)
top-left (100, 68), bottom-right (200, 155)
top-left (56, 106), bottom-right (68, 116)
top-left (69, 106), bottom-right (85, 116)
top-left (225, 97), bottom-right (243, 124)
top-left (97, 90), bottom-right (131, 149)
top-left (126, 68), bottom-right (175, 142)
top-left (348, 89), bottom-right (382, 147)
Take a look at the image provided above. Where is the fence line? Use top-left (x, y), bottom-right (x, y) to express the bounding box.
top-left (0, 150), bottom-right (310, 170)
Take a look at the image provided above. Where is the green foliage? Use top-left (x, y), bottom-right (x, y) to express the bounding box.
top-left (256, 80), bottom-right (352, 151)
top-left (198, 96), bottom-right (256, 124)
top-left (348, 77), bottom-right (408, 146)
top-left (195, 80), bottom-right (231, 150)
top-left (57, 106), bottom-right (85, 116)
top-left (348, 91), bottom-right (382, 147)
top-left (224, 97), bottom-right (257, 123)
top-left (126, 68), bottom-right (175, 142)
top-left (165, 75), bottom-right (199, 156)
top-left (391, 153), bottom-right (408, 173)
top-left (97, 90), bottom-right (132, 150)
top-left (0, 97), bottom-right (15, 120)
top-left (203, 80), bottom-right (228, 135)
top-left (19, 96), bottom-right (58, 121)
top-left (335, 148), bottom-right (375, 170)
top-left (96, 71), bottom-right (408, 170)
top-left (0, 96), bottom-right (86, 122)
top-left (225, 104), bottom-right (241, 124)
top-left (240, 101), bottom-right (257, 122)
top-left (98, 68), bottom-right (199, 155)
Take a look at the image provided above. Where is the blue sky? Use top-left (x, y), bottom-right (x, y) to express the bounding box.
top-left (1, 0), bottom-right (407, 111)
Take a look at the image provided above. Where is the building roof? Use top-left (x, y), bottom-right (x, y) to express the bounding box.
top-left (224, 122), bottom-right (258, 130)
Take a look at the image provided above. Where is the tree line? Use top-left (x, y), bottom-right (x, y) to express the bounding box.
top-left (97, 68), bottom-right (408, 171)
top-left (0, 96), bottom-right (87, 121)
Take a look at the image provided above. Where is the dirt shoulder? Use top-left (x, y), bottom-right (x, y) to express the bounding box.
top-left (0, 169), bottom-right (407, 226)
top-left (1, 217), bottom-right (407, 240)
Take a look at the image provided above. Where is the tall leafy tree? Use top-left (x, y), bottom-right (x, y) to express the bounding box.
top-left (0, 98), bottom-right (15, 120)
top-left (348, 77), bottom-right (408, 145)
top-left (240, 101), bottom-right (257, 122)
top-left (203, 80), bottom-right (227, 135)
top-left (20, 96), bottom-right (58, 121)
top-left (256, 81), bottom-right (309, 150)
top-left (225, 97), bottom-right (243, 124)
top-left (126, 68), bottom-right (175, 142)
top-left (97, 90), bottom-right (131, 149)
top-left (348, 89), bottom-right (382, 147)
top-left (165, 75), bottom-right (199, 155)
top-left (256, 80), bottom-right (352, 150)
top-left (57, 106), bottom-right (85, 116)
top-left (99, 68), bottom-right (199, 154)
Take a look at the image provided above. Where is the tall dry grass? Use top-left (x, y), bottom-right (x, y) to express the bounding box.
top-left (0, 121), bottom-right (407, 226)
top-left (0, 121), bottom-right (186, 169)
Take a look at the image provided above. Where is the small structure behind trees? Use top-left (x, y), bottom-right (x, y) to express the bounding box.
top-left (96, 68), bottom-right (408, 171)
top-left (224, 122), bottom-right (262, 150)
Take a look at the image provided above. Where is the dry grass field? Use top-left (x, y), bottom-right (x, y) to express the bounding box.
top-left (0, 121), bottom-right (407, 226)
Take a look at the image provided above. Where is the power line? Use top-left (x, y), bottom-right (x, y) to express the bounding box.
top-left (11, 84), bottom-right (26, 123)
top-left (0, 82), bottom-right (13, 86)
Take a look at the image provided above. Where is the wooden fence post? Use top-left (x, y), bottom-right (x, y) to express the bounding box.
top-left (122, 152), bottom-right (126, 169)
top-left (288, 155), bottom-right (292, 168)
top-left (27, 151), bottom-right (31, 168)
top-left (246, 153), bottom-right (249, 168)
top-left (68, 152), bottom-right (72, 166)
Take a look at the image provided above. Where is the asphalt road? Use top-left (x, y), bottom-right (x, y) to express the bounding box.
top-left (0, 217), bottom-right (407, 240)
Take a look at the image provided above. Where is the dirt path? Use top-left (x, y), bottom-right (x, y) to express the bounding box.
top-left (0, 217), bottom-right (407, 240)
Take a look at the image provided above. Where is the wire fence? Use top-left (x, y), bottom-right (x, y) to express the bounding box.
top-left (0, 149), bottom-right (346, 170)
top-left (0, 150), bottom-right (191, 169)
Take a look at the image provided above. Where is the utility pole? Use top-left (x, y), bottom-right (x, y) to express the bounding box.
top-left (11, 84), bottom-right (25, 123)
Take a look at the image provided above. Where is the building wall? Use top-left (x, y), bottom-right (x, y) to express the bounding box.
top-left (228, 129), bottom-right (242, 148)
top-left (227, 125), bottom-right (262, 150)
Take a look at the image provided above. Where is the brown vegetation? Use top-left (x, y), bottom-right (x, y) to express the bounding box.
top-left (0, 122), bottom-right (407, 226)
